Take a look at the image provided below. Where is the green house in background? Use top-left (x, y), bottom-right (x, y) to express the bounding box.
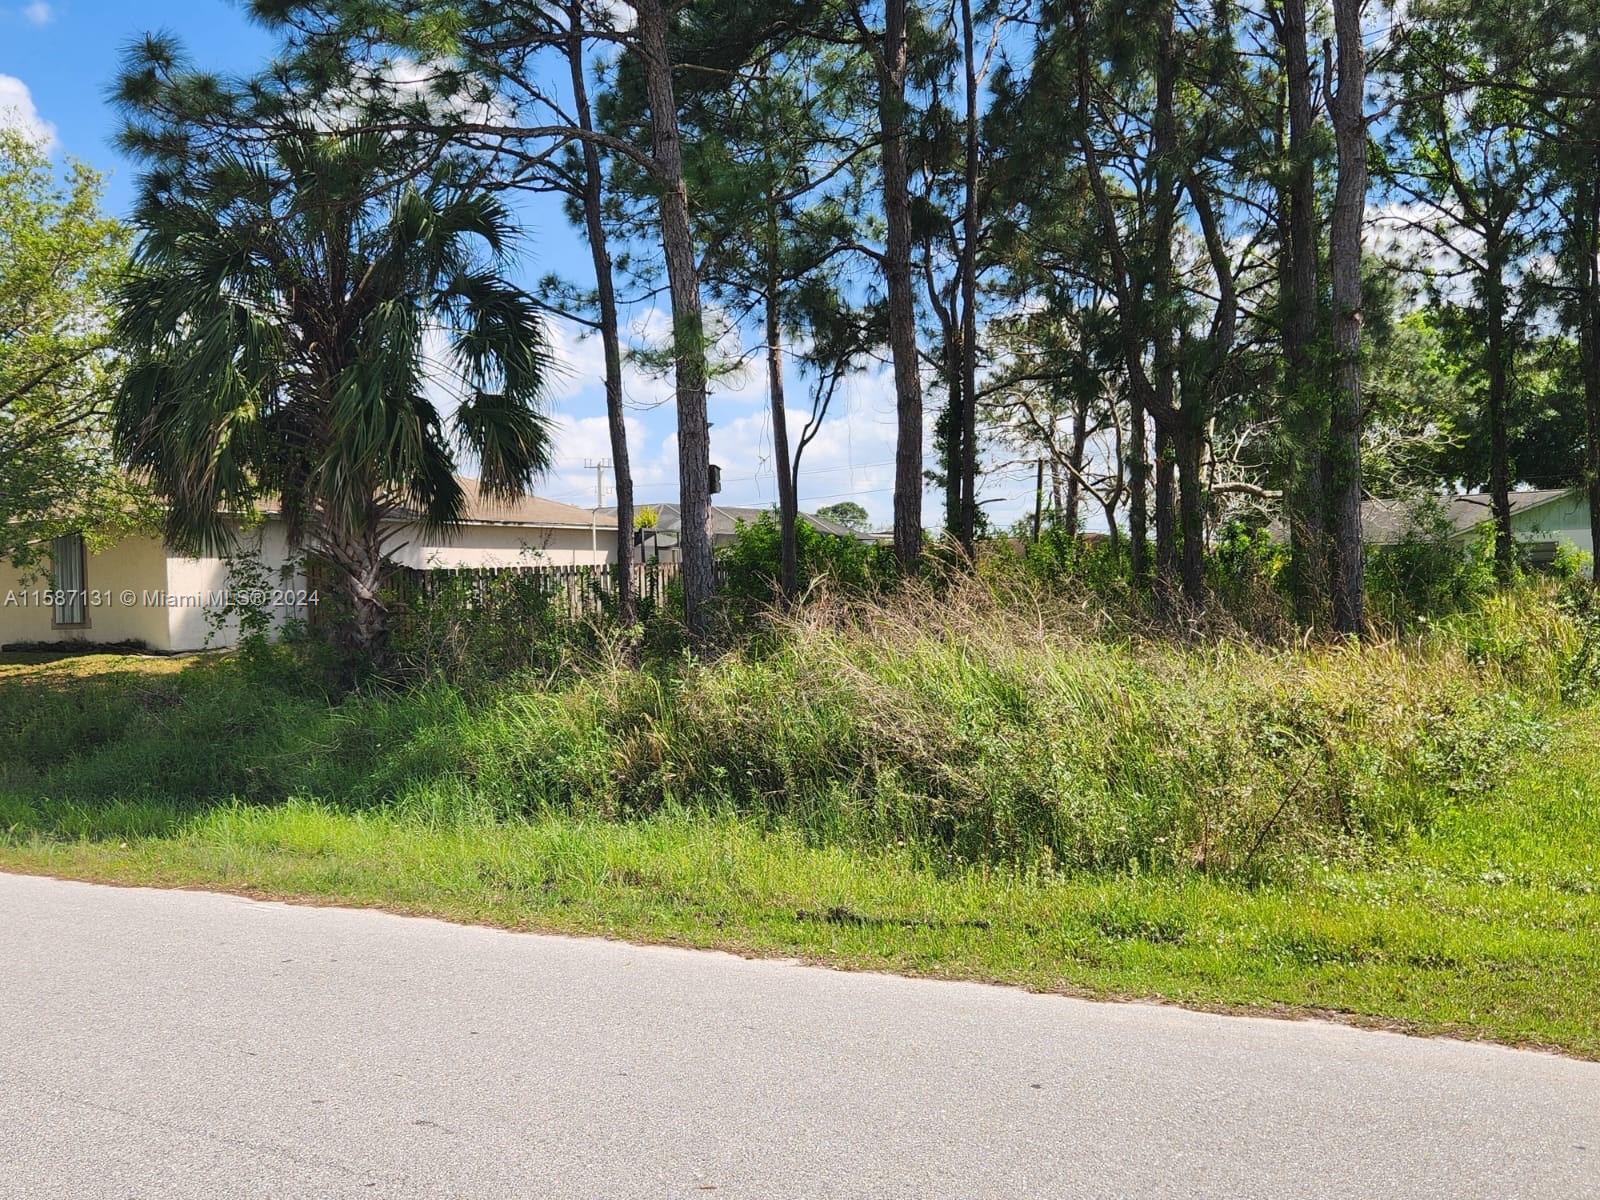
top-left (1361, 488), bottom-right (1594, 567)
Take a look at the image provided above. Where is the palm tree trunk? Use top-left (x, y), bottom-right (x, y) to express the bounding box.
top-left (322, 520), bottom-right (390, 683)
top-left (346, 544), bottom-right (388, 665)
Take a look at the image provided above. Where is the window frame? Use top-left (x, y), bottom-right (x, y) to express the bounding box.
top-left (50, 532), bottom-right (90, 630)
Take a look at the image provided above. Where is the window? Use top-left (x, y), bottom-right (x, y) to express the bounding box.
top-left (51, 533), bottom-right (87, 627)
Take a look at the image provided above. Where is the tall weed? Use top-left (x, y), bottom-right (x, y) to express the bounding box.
top-left (2, 576), bottom-right (1573, 879)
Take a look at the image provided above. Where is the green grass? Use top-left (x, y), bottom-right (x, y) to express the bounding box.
top-left (1, 584), bottom-right (1596, 1057)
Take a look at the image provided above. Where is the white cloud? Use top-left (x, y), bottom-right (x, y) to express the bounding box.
top-left (517, 316), bottom-right (679, 507)
top-left (306, 53), bottom-right (516, 135)
top-left (368, 54), bottom-right (513, 127)
top-left (544, 413), bottom-right (666, 507)
top-left (1368, 200), bottom-right (1483, 308)
top-left (21, 2), bottom-right (51, 26)
top-left (543, 315), bottom-right (672, 413)
top-left (0, 74), bottom-right (55, 148)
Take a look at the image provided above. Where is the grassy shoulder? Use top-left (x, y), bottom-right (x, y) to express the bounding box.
top-left (1, 638), bottom-right (1596, 1058)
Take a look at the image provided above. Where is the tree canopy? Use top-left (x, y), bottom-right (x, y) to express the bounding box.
top-left (112, 63), bottom-right (558, 659)
top-left (22, 0), bottom-right (1595, 645)
top-left (0, 129), bottom-right (149, 568)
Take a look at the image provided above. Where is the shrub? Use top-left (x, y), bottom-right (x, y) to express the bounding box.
top-left (384, 569), bottom-right (605, 683)
top-left (1014, 524), bottom-right (1132, 595)
top-left (1367, 499), bottom-right (1495, 632)
top-left (1209, 518), bottom-right (1287, 597)
top-left (1548, 540), bottom-right (1592, 583)
top-left (716, 513), bottom-right (894, 612)
top-left (4, 575), bottom-right (1572, 880)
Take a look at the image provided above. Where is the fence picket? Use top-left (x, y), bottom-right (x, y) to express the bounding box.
top-left (385, 562), bottom-right (703, 620)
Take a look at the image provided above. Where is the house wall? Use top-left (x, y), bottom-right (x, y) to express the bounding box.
top-left (0, 535), bottom-right (174, 651)
top-left (163, 520), bottom-right (308, 652)
top-left (4, 516), bottom-right (610, 653)
top-left (165, 518), bottom-right (612, 649)
top-left (390, 523), bottom-right (611, 569)
top-left (1509, 493), bottom-right (1595, 558)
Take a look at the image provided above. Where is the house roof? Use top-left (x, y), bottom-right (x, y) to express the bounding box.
top-left (1360, 488), bottom-right (1577, 544)
top-left (254, 478), bottom-right (599, 530)
top-left (597, 503), bottom-right (862, 539)
top-left (448, 478), bottom-right (599, 529)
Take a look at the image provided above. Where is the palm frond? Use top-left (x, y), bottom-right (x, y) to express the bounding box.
top-left (113, 102), bottom-right (556, 569)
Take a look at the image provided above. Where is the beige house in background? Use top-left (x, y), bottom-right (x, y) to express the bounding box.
top-left (0, 479), bottom-right (605, 653)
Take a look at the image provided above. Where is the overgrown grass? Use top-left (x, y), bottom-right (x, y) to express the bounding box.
top-left (2, 579), bottom-right (1596, 1054)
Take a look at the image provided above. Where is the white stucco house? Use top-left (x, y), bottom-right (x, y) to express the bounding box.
top-left (0, 479), bottom-right (607, 653)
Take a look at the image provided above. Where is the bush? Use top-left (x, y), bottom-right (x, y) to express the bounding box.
top-left (716, 513), bottom-right (895, 613)
top-left (1013, 524), bottom-right (1132, 596)
top-left (5, 575), bottom-right (1567, 881)
top-left (1367, 499), bottom-right (1495, 632)
top-left (384, 569), bottom-right (603, 683)
top-left (1547, 540), bottom-right (1592, 583)
top-left (1209, 518), bottom-right (1287, 597)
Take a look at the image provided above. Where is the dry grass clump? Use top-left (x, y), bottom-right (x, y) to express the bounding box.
top-left (459, 575), bottom-right (1547, 875)
top-left (2, 575), bottom-right (1565, 876)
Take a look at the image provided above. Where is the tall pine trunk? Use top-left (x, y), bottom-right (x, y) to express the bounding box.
top-left (957, 0), bottom-right (981, 553)
top-left (1069, 0), bottom-right (1149, 586)
top-left (1175, 411), bottom-right (1206, 604)
top-left (766, 240), bottom-right (798, 597)
top-left (1328, 0), bottom-right (1368, 635)
top-left (1579, 168), bottom-right (1600, 584)
top-left (634, 0), bottom-right (713, 637)
top-left (1486, 241), bottom-right (1515, 581)
top-left (1065, 393), bottom-right (1088, 533)
top-left (1186, 170), bottom-right (1238, 609)
top-left (1128, 392), bottom-right (1150, 583)
top-left (943, 330), bottom-right (963, 538)
top-left (567, 13), bottom-right (634, 623)
top-left (1154, 423), bottom-right (1176, 580)
top-left (1276, 0), bottom-right (1327, 619)
top-left (876, 0), bottom-right (924, 569)
top-left (1151, 1), bottom-right (1180, 597)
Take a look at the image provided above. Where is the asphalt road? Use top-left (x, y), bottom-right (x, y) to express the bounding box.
top-left (2, 872), bottom-right (1596, 1199)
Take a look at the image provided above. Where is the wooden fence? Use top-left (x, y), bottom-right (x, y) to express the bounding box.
top-left (388, 561), bottom-right (696, 619)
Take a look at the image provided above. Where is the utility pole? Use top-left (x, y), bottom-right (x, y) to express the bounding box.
top-left (585, 459), bottom-right (612, 559)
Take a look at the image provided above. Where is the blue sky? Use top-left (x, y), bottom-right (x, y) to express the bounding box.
top-left (2, 0), bottom-right (1041, 530)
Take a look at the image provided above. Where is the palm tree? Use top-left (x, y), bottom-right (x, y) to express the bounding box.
top-left (114, 128), bottom-right (555, 669)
